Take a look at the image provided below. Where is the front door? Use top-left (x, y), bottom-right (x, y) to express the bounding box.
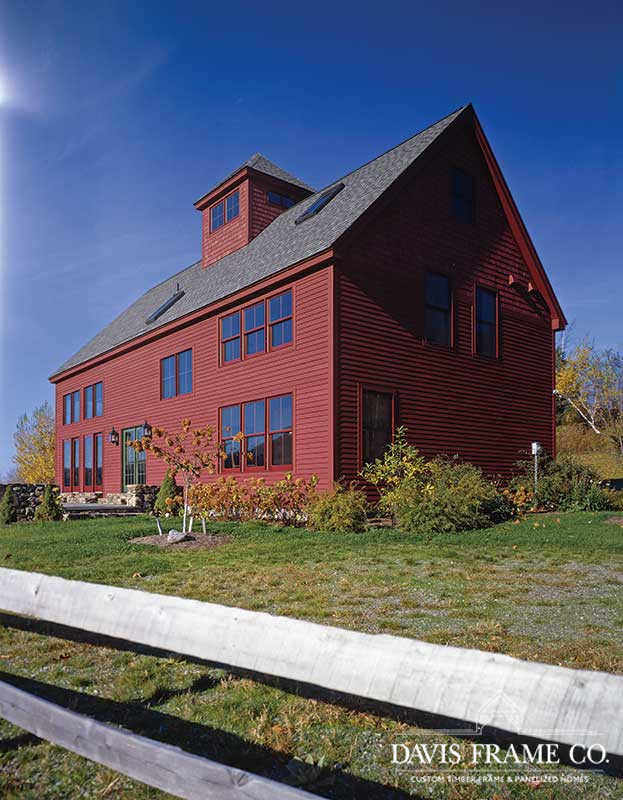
top-left (122, 426), bottom-right (146, 490)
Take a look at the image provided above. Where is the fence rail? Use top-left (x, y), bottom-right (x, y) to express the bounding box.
top-left (1, 567), bottom-right (622, 797)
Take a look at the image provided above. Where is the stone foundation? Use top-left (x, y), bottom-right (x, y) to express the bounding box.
top-left (59, 484), bottom-right (158, 512)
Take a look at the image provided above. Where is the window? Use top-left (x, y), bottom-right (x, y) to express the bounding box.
top-left (72, 438), bottom-right (80, 487)
top-left (95, 433), bottom-right (103, 486)
top-left (362, 389), bottom-right (393, 465)
top-left (84, 382), bottom-right (103, 419)
top-left (425, 272), bottom-right (452, 346)
top-left (63, 440), bottom-right (71, 487)
top-left (221, 404), bottom-right (241, 469)
top-left (84, 435), bottom-right (93, 487)
top-left (244, 400), bottom-right (265, 467)
top-left (221, 312), bottom-right (241, 363)
top-left (226, 191), bottom-right (239, 221)
top-left (146, 289), bottom-right (184, 324)
top-left (211, 190), bottom-right (239, 231)
top-left (220, 393), bottom-right (293, 471)
top-left (475, 286), bottom-right (497, 358)
top-left (63, 391), bottom-right (80, 424)
top-left (72, 391), bottom-right (80, 423)
top-left (267, 190), bottom-right (295, 209)
top-left (269, 290), bottom-right (292, 348)
top-left (161, 349), bottom-right (192, 398)
top-left (453, 168), bottom-right (474, 223)
top-left (220, 289), bottom-right (293, 364)
top-left (295, 183), bottom-right (345, 224)
top-left (269, 394), bottom-right (293, 466)
top-left (63, 394), bottom-right (71, 425)
top-left (244, 302), bottom-right (265, 357)
top-left (211, 201), bottom-right (224, 231)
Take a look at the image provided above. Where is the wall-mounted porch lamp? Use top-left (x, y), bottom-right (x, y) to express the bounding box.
top-left (108, 427), bottom-right (119, 446)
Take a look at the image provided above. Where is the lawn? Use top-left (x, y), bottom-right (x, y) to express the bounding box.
top-left (1, 513), bottom-right (622, 799)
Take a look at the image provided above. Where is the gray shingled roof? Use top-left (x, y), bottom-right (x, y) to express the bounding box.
top-left (196, 153), bottom-right (315, 204)
top-left (52, 106), bottom-right (467, 378)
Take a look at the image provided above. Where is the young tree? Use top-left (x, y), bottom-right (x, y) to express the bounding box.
top-left (130, 419), bottom-right (227, 533)
top-left (13, 402), bottom-right (56, 484)
top-left (555, 341), bottom-right (623, 459)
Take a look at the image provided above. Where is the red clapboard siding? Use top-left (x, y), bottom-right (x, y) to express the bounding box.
top-left (335, 121), bottom-right (555, 483)
top-left (54, 269), bottom-right (333, 493)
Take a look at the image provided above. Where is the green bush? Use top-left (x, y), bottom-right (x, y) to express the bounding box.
top-left (608, 489), bottom-right (623, 511)
top-left (34, 485), bottom-right (64, 522)
top-left (0, 487), bottom-right (16, 525)
top-left (306, 485), bottom-right (368, 534)
top-left (154, 470), bottom-right (182, 516)
top-left (388, 458), bottom-right (516, 536)
top-left (512, 454), bottom-right (612, 512)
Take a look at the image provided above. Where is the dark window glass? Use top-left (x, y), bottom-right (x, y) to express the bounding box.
top-left (453, 168), bottom-right (474, 223)
top-left (362, 390), bottom-right (393, 464)
top-left (84, 386), bottom-right (94, 419)
top-left (63, 440), bottom-right (71, 487)
top-left (63, 395), bottom-right (71, 425)
top-left (269, 394), bottom-right (293, 466)
top-left (221, 312), bottom-right (241, 362)
top-left (476, 287), bottom-right (497, 357)
top-left (84, 435), bottom-right (93, 486)
top-left (245, 329), bottom-right (264, 356)
top-left (72, 438), bottom-right (80, 487)
top-left (244, 302), bottom-right (264, 331)
top-left (222, 404), bottom-right (241, 469)
top-left (226, 191), bottom-right (239, 221)
top-left (95, 382), bottom-right (103, 416)
top-left (72, 391), bottom-right (80, 423)
top-left (211, 201), bottom-right (224, 231)
top-left (136, 425), bottom-right (146, 484)
top-left (95, 434), bottom-right (103, 485)
top-left (295, 183), bottom-right (344, 224)
top-left (244, 400), bottom-right (265, 467)
top-left (267, 191), bottom-right (295, 208)
top-left (269, 290), bottom-right (293, 348)
top-left (244, 302), bottom-right (265, 356)
top-left (177, 349), bottom-right (192, 395)
top-left (425, 272), bottom-right (451, 346)
top-left (161, 355), bottom-right (176, 398)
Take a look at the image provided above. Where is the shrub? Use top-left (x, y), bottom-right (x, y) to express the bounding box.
top-left (306, 484), bottom-right (368, 533)
top-left (0, 487), bottom-right (16, 525)
top-left (387, 458), bottom-right (517, 536)
top-left (34, 485), bottom-right (64, 522)
top-left (608, 489), bottom-right (623, 511)
top-left (511, 454), bottom-right (612, 512)
top-left (154, 470), bottom-right (183, 516)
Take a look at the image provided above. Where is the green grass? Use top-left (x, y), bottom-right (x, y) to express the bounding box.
top-left (1, 513), bottom-right (623, 798)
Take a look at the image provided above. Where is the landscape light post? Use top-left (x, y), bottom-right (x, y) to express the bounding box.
top-left (531, 441), bottom-right (542, 497)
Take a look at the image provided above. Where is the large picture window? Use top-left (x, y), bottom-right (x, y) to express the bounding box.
top-left (220, 289), bottom-right (293, 365)
top-left (362, 389), bottom-right (394, 465)
top-left (161, 349), bottom-right (192, 398)
top-left (475, 286), bottom-right (497, 358)
top-left (425, 272), bottom-right (451, 346)
top-left (221, 393), bottom-right (293, 471)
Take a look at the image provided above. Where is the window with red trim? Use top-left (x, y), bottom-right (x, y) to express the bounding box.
top-left (220, 289), bottom-right (293, 365)
top-left (220, 394), bottom-right (292, 471)
top-left (161, 349), bottom-right (192, 398)
top-left (475, 286), bottom-right (497, 357)
top-left (84, 435), bottom-right (93, 488)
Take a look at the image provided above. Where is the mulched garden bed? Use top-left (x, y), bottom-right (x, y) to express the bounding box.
top-left (131, 533), bottom-right (232, 550)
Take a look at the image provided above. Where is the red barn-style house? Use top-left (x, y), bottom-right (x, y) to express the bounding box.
top-left (50, 105), bottom-right (566, 498)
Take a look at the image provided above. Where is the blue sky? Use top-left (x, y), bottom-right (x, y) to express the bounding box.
top-left (0, 0), bottom-right (621, 475)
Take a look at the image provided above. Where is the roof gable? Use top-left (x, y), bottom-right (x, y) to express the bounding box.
top-left (50, 106), bottom-right (477, 378)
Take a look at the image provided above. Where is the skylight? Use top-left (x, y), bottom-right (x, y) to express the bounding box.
top-left (146, 289), bottom-right (185, 324)
top-left (294, 183), bottom-right (345, 225)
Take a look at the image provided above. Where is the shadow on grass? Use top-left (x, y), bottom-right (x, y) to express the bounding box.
top-left (0, 670), bottom-right (416, 800)
top-left (2, 612), bottom-right (621, 782)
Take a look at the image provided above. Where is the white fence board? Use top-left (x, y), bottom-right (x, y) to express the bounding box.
top-left (1, 567), bottom-right (622, 756)
top-left (0, 679), bottom-right (315, 800)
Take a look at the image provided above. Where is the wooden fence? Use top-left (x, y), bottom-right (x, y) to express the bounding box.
top-left (1, 567), bottom-right (622, 797)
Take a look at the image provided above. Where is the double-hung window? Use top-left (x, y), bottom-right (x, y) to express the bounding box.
top-left (475, 287), bottom-right (498, 357)
top-left (220, 289), bottom-right (293, 364)
top-left (221, 394), bottom-right (293, 471)
top-left (425, 272), bottom-right (452, 347)
top-left (211, 190), bottom-right (239, 231)
top-left (161, 349), bottom-right (192, 398)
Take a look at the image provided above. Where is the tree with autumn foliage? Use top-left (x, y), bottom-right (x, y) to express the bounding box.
top-left (12, 402), bottom-right (55, 484)
top-left (130, 418), bottom-right (232, 532)
top-left (555, 340), bottom-right (623, 460)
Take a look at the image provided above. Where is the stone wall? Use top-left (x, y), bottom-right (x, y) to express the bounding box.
top-left (0, 484), bottom-right (47, 521)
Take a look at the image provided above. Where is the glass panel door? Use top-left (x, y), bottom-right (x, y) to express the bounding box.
top-left (122, 426), bottom-right (145, 489)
